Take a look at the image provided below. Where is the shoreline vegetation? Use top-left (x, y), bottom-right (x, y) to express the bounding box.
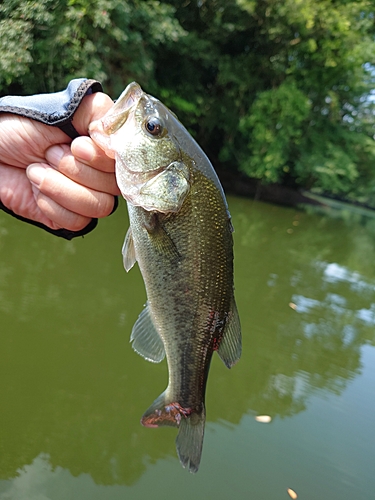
top-left (218, 168), bottom-right (375, 217)
top-left (1, 0), bottom-right (375, 210)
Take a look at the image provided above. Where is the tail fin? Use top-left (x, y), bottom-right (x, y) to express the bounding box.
top-left (176, 409), bottom-right (205, 473)
top-left (141, 393), bottom-right (205, 473)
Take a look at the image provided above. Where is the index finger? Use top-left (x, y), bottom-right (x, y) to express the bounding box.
top-left (71, 136), bottom-right (116, 173)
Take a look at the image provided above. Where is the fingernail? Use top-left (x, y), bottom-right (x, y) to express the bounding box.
top-left (45, 145), bottom-right (64, 167)
top-left (71, 136), bottom-right (95, 162)
top-left (27, 164), bottom-right (46, 188)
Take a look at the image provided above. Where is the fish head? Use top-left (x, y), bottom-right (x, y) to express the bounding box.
top-left (89, 82), bottom-right (190, 212)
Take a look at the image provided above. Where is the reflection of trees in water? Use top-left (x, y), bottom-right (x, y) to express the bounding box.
top-left (229, 197), bottom-right (375, 421)
top-left (1, 199), bottom-right (375, 485)
top-left (0, 213), bottom-right (160, 486)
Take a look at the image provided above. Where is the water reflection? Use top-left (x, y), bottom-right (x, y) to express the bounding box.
top-left (226, 198), bottom-right (375, 424)
top-left (1, 197), bottom-right (375, 495)
top-left (0, 454), bottom-right (129, 500)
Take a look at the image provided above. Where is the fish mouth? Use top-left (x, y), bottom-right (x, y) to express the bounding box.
top-left (101, 82), bottom-right (143, 135)
top-left (89, 82), bottom-right (144, 158)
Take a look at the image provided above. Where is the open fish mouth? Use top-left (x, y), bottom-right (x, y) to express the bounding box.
top-left (88, 82), bottom-right (144, 156)
top-left (101, 82), bottom-right (143, 134)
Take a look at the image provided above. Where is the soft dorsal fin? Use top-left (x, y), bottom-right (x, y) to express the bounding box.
top-left (122, 227), bottom-right (137, 272)
top-left (130, 303), bottom-right (165, 363)
top-left (217, 299), bottom-right (241, 368)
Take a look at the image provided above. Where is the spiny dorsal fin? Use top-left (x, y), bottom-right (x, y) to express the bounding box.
top-left (122, 227), bottom-right (137, 272)
top-left (130, 303), bottom-right (165, 363)
top-left (217, 299), bottom-right (241, 368)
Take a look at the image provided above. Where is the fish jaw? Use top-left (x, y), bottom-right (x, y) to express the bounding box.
top-left (88, 81), bottom-right (143, 158)
top-left (90, 81), bottom-right (188, 213)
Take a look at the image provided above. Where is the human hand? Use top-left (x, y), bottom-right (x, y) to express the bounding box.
top-left (0, 92), bottom-right (120, 232)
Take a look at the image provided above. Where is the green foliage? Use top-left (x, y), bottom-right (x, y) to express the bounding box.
top-left (1, 0), bottom-right (375, 205)
top-left (156, 0), bottom-right (375, 205)
top-left (0, 19), bottom-right (33, 84)
top-left (238, 81), bottom-right (311, 182)
top-left (0, 0), bottom-right (186, 95)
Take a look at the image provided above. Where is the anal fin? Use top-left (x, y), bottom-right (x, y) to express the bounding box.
top-left (217, 299), bottom-right (242, 368)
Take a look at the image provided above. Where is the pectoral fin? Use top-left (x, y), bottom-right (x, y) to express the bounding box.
top-left (217, 299), bottom-right (242, 368)
top-left (144, 213), bottom-right (181, 263)
top-left (130, 303), bottom-right (165, 363)
top-left (122, 227), bottom-right (137, 272)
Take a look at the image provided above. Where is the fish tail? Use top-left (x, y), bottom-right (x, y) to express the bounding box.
top-left (176, 408), bottom-right (205, 473)
top-left (141, 393), bottom-right (205, 473)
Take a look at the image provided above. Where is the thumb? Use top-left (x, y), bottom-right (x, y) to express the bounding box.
top-left (72, 92), bottom-right (114, 136)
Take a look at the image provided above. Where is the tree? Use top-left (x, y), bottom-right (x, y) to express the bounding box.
top-left (1, 0), bottom-right (375, 205)
top-left (0, 0), bottom-right (186, 96)
top-left (159, 0), bottom-right (375, 204)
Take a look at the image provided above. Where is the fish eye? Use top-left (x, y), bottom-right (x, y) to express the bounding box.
top-left (145, 117), bottom-right (164, 137)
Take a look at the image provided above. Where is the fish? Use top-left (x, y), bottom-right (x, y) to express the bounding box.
top-left (89, 82), bottom-right (241, 473)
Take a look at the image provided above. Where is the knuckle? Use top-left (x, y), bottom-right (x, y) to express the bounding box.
top-left (94, 194), bottom-right (116, 218)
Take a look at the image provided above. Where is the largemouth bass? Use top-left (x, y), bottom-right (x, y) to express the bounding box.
top-left (89, 82), bottom-right (241, 473)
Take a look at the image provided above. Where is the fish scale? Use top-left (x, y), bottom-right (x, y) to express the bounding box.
top-left (89, 82), bottom-right (241, 473)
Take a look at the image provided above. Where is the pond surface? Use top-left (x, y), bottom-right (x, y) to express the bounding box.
top-left (0, 196), bottom-right (374, 500)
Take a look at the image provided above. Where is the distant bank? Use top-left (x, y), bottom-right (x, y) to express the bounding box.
top-left (219, 169), bottom-right (375, 218)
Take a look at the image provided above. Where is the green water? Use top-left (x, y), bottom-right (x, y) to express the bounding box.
top-left (0, 196), bottom-right (374, 499)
